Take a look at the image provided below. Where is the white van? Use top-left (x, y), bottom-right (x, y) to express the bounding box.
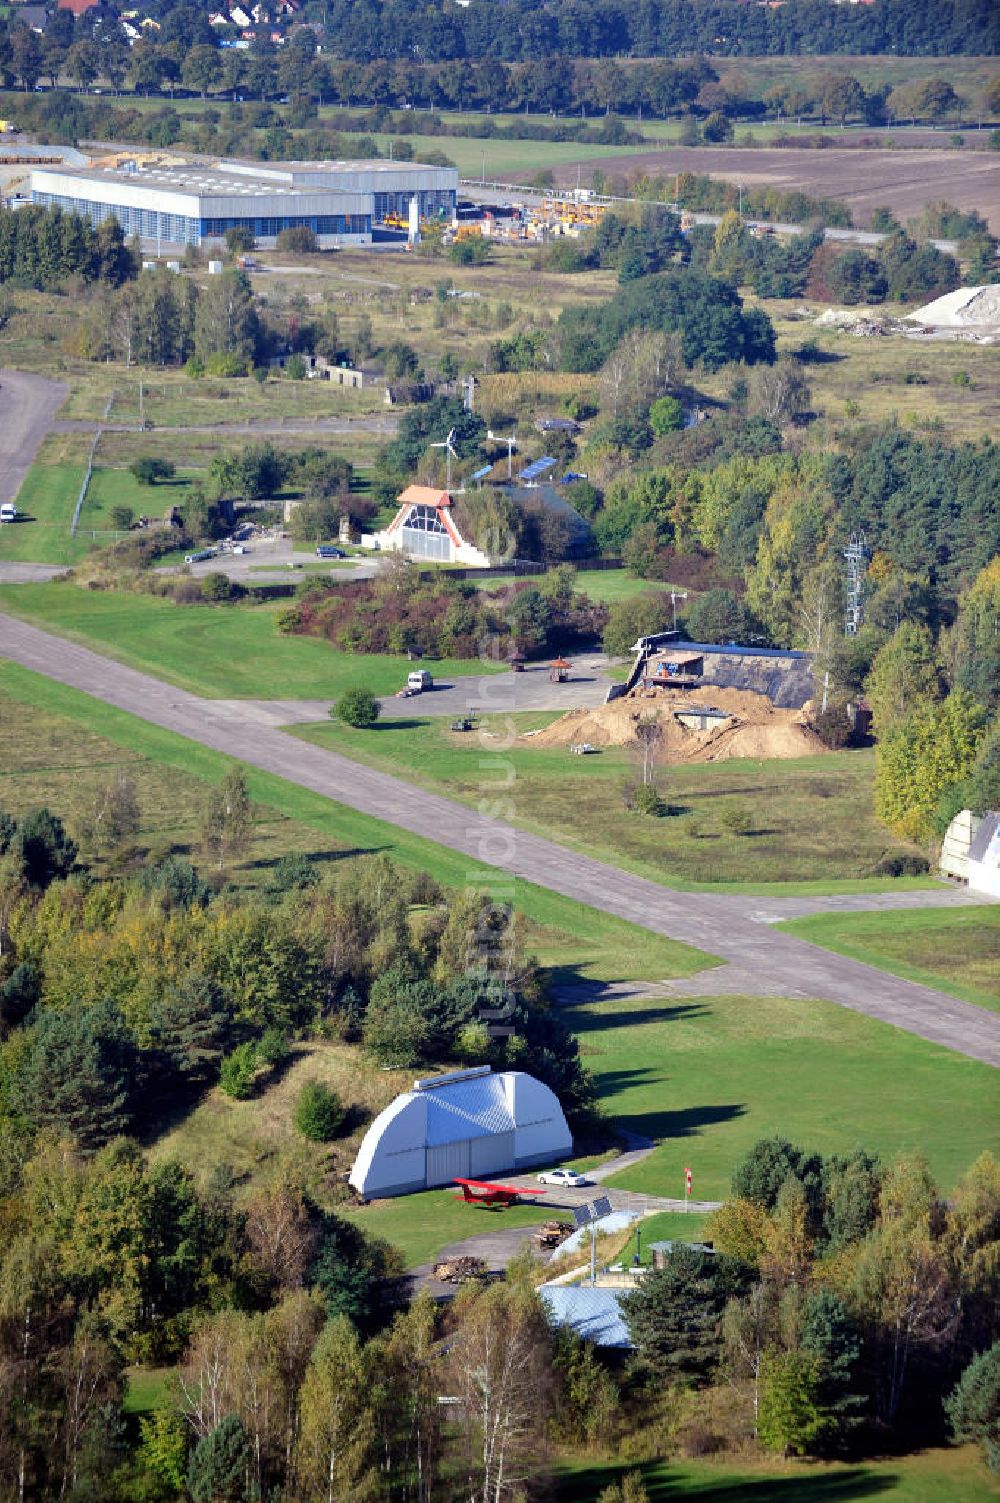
top-left (0, 504), bottom-right (17, 523)
top-left (407, 670), bottom-right (433, 691)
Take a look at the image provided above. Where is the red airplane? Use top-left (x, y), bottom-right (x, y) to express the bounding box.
top-left (453, 1178), bottom-right (547, 1207)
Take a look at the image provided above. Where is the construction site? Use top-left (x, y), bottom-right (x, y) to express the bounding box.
top-left (517, 639), bottom-right (828, 763)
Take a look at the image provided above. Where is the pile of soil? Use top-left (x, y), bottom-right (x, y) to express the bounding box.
top-left (528, 686), bottom-right (826, 764)
top-left (908, 284), bottom-right (1000, 329)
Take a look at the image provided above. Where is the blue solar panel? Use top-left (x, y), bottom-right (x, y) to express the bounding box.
top-left (469, 465), bottom-right (493, 482)
top-left (520, 456), bottom-right (557, 482)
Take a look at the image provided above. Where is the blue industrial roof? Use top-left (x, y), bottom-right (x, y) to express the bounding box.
top-left (469, 465), bottom-right (493, 483)
top-left (540, 1286), bottom-right (633, 1348)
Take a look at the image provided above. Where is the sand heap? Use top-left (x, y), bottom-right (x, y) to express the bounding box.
top-left (528, 685), bottom-right (826, 763)
top-left (907, 284), bottom-right (1000, 329)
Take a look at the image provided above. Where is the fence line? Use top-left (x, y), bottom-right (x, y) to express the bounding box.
top-left (70, 428), bottom-right (102, 537)
top-left (70, 391), bottom-right (115, 538)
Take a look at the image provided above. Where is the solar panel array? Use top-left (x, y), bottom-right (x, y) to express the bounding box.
top-left (519, 456), bottom-right (557, 483)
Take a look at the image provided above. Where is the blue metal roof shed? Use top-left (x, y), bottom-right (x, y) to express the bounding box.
top-left (540, 1286), bottom-right (633, 1349)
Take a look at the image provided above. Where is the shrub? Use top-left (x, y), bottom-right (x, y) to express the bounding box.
top-left (204, 352), bottom-right (250, 378)
top-left (111, 505), bottom-right (135, 531)
top-left (201, 572), bottom-right (232, 602)
top-left (276, 225), bottom-right (318, 254)
top-left (225, 225), bottom-right (256, 254)
top-left (256, 1027), bottom-right (290, 1069)
top-left (649, 395), bottom-right (684, 436)
top-left (294, 1080), bottom-right (345, 1141)
top-left (626, 781), bottom-right (666, 816)
top-left (218, 1042), bottom-right (258, 1099)
top-left (130, 456), bottom-right (176, 486)
top-left (870, 852), bottom-right (930, 878)
top-left (285, 353), bottom-right (307, 380)
top-left (720, 802), bottom-right (754, 836)
top-left (333, 686), bottom-right (381, 728)
top-left (184, 355), bottom-right (205, 379)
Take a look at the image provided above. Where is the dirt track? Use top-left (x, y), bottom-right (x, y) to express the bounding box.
top-left (1, 611), bottom-right (997, 1068)
top-left (0, 370), bottom-right (68, 506)
top-left (556, 144), bottom-right (1000, 231)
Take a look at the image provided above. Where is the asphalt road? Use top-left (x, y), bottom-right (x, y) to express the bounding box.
top-left (0, 369), bottom-right (68, 506)
top-left (1, 613), bottom-right (997, 1066)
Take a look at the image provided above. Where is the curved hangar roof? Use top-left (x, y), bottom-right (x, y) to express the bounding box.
top-left (349, 1066), bottom-right (572, 1200)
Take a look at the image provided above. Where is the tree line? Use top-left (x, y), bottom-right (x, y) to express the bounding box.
top-left (3, 14), bottom-right (999, 129)
top-left (0, 203), bottom-right (135, 289)
top-left (3, 1120), bottom-right (994, 1498)
top-left (624, 1138), bottom-right (1000, 1467)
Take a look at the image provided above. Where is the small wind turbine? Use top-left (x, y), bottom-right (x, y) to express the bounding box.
top-left (487, 428), bottom-right (517, 482)
top-left (430, 427), bottom-right (458, 492)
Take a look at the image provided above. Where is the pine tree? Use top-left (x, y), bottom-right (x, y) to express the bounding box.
top-left (14, 1000), bottom-right (134, 1150)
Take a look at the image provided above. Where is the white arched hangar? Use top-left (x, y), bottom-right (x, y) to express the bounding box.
top-left (349, 1066), bottom-right (573, 1200)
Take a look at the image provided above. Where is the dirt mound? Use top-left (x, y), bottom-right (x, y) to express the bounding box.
top-left (529, 686), bottom-right (826, 764)
top-left (908, 284), bottom-right (1000, 329)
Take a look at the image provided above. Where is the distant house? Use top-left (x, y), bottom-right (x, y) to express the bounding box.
top-left (229, 5), bottom-right (252, 26)
top-left (374, 484), bottom-right (491, 567)
top-left (941, 809), bottom-right (1000, 897)
top-left (328, 363), bottom-right (367, 388)
top-left (535, 417), bottom-right (579, 435)
top-left (16, 3), bottom-right (49, 29)
top-left (384, 380), bottom-right (435, 406)
top-left (640, 651), bottom-right (705, 690)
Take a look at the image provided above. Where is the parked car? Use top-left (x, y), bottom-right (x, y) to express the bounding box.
top-left (0, 504), bottom-right (18, 523)
top-left (537, 1168), bottom-right (590, 1187)
top-left (316, 545), bottom-right (344, 559)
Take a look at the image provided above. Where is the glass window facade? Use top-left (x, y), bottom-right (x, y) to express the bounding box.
top-left (399, 504), bottom-right (452, 562)
top-left (33, 190), bottom-right (201, 245)
top-left (374, 189), bottom-right (456, 222)
top-left (31, 191), bottom-right (371, 245)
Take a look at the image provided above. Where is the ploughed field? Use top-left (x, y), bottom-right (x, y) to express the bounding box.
top-left (555, 144), bottom-right (1000, 232)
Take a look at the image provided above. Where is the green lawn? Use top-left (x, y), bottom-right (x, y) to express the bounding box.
top-left (0, 461), bottom-right (90, 565)
top-left (81, 465), bottom-right (201, 534)
top-left (292, 714), bottom-right (927, 894)
top-left (342, 1190), bottom-right (553, 1268)
top-left (0, 661), bottom-right (709, 986)
top-left (478, 570), bottom-right (680, 605)
top-left (557, 1445), bottom-right (998, 1503)
top-left (569, 990), bottom-right (999, 1203)
top-left (779, 908), bottom-right (1000, 1016)
top-left (0, 460), bottom-right (201, 565)
top-left (0, 583), bottom-right (504, 700)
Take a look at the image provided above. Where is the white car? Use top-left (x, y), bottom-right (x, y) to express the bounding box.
top-left (537, 1168), bottom-right (589, 1188)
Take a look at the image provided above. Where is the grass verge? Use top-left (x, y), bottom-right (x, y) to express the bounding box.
top-left (778, 907), bottom-right (1000, 1016)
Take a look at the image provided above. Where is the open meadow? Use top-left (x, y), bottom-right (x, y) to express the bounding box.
top-left (293, 711), bottom-right (924, 892)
